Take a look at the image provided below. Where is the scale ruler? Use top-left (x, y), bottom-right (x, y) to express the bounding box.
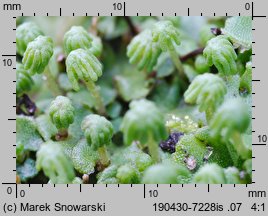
top-left (0, 0), bottom-right (267, 215)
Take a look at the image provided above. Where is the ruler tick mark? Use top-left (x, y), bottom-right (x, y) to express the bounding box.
top-left (143, 184), bottom-right (146, 198)
top-left (123, 1), bottom-right (126, 16)
top-left (253, 15), bottom-right (267, 18)
top-left (251, 2), bottom-right (254, 20)
top-left (16, 184), bottom-right (18, 198)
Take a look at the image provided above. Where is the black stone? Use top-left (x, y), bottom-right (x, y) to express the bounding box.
top-left (159, 132), bottom-right (184, 153)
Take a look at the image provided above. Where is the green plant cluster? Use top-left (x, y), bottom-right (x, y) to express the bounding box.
top-left (16, 16), bottom-right (252, 184)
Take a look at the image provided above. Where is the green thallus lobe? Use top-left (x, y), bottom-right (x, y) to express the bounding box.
top-left (16, 63), bottom-right (34, 96)
top-left (222, 16), bottom-right (252, 49)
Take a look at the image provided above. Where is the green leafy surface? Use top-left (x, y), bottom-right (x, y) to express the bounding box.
top-left (17, 158), bottom-right (38, 182)
top-left (57, 107), bottom-right (92, 158)
top-left (36, 115), bottom-right (57, 141)
top-left (223, 16), bottom-right (252, 49)
top-left (111, 143), bottom-right (153, 172)
top-left (17, 116), bottom-right (43, 151)
top-left (150, 78), bottom-right (180, 112)
top-left (114, 72), bottom-right (150, 102)
top-left (72, 139), bottom-right (98, 174)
